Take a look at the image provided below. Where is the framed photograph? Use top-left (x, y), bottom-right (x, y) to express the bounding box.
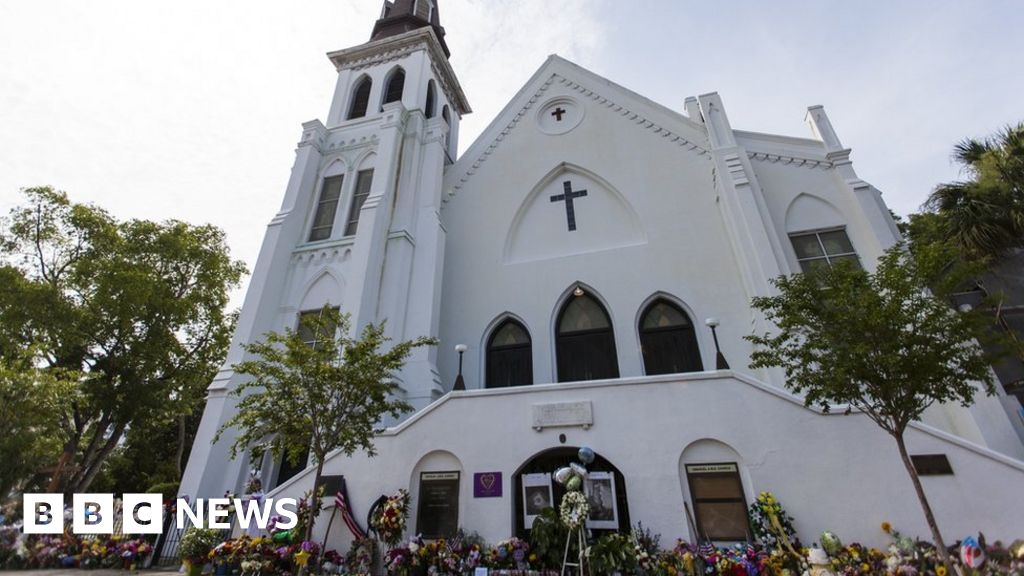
top-left (521, 473), bottom-right (553, 528)
top-left (584, 471), bottom-right (618, 529)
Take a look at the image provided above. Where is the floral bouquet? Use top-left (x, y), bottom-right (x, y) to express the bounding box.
top-left (417, 538), bottom-right (464, 575)
top-left (118, 539), bottom-right (152, 569)
top-left (345, 537), bottom-right (376, 574)
top-left (748, 492), bottom-right (798, 552)
top-left (371, 489), bottom-right (411, 548)
top-left (824, 540), bottom-right (887, 576)
top-left (209, 539), bottom-right (237, 565)
top-left (384, 538), bottom-right (422, 575)
top-left (490, 537), bottom-right (531, 571)
top-left (460, 543), bottom-right (484, 573)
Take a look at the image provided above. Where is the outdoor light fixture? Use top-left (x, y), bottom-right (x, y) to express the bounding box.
top-left (453, 344), bottom-right (468, 391)
top-left (704, 317), bottom-right (730, 370)
top-left (573, 286), bottom-right (585, 297)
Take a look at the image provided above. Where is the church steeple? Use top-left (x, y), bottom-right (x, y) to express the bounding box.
top-left (371, 0), bottom-right (450, 57)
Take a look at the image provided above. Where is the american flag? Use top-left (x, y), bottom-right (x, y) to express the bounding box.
top-left (699, 540), bottom-right (716, 557)
top-left (334, 477), bottom-right (367, 539)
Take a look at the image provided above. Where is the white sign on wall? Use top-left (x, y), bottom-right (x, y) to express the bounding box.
top-left (531, 401), bottom-right (593, 430)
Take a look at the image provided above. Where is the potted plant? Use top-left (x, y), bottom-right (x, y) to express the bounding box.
top-left (179, 527), bottom-right (221, 576)
top-left (588, 533), bottom-right (637, 576)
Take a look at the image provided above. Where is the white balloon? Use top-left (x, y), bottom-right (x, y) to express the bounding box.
top-left (553, 467), bottom-right (573, 485)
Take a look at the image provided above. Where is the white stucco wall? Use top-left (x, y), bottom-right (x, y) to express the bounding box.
top-left (272, 373), bottom-right (1024, 552)
top-left (438, 60), bottom-right (757, 390)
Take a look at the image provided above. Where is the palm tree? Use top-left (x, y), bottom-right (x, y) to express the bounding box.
top-left (923, 122), bottom-right (1024, 259)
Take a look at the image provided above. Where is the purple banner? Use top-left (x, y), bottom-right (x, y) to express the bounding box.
top-left (473, 472), bottom-right (502, 498)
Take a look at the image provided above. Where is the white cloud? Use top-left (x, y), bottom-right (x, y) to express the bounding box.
top-left (1, 0), bottom-right (1021, 305)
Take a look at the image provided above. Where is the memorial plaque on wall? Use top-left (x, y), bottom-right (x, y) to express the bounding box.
top-left (416, 471), bottom-right (460, 539)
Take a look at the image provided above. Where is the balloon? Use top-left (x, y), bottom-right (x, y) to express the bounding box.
top-left (553, 467), bottom-right (572, 485)
top-left (1009, 540), bottom-right (1024, 560)
top-left (807, 547), bottom-right (828, 566)
top-left (566, 476), bottom-right (582, 492)
top-left (820, 531), bottom-right (843, 557)
top-left (960, 536), bottom-right (985, 569)
top-left (578, 446), bottom-right (595, 464)
top-left (570, 462), bottom-right (588, 478)
top-left (272, 530), bottom-right (292, 543)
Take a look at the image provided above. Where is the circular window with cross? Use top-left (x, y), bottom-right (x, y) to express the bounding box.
top-left (536, 96), bottom-right (584, 135)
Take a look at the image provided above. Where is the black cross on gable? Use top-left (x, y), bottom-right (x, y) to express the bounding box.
top-left (551, 107), bottom-right (567, 121)
top-left (550, 180), bottom-right (588, 232)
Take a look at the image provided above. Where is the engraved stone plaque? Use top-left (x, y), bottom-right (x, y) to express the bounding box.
top-left (531, 401), bottom-right (593, 430)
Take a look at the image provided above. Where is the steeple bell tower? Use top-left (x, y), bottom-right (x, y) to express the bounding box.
top-left (179, 1), bottom-right (470, 500)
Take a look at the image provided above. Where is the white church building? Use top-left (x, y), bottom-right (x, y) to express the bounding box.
top-left (181, 0), bottom-right (1024, 549)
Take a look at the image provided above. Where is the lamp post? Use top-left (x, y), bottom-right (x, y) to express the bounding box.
top-left (704, 317), bottom-right (730, 370)
top-left (453, 344), bottom-right (468, 391)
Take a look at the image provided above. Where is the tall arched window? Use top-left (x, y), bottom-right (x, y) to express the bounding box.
top-left (348, 76), bottom-right (372, 119)
top-left (486, 319), bottom-right (533, 388)
top-left (639, 299), bottom-right (703, 375)
top-left (383, 68), bottom-right (405, 106)
top-left (425, 80), bottom-right (436, 119)
top-left (556, 292), bottom-right (619, 382)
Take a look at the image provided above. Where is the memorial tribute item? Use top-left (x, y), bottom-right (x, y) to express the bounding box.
top-left (416, 471), bottom-right (460, 539)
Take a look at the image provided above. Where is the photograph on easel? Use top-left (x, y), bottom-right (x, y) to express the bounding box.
top-left (584, 471), bottom-right (618, 529)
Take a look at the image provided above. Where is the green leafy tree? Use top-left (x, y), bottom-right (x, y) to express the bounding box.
top-left (747, 245), bottom-right (997, 570)
top-left (921, 122), bottom-right (1024, 259)
top-left (0, 186), bottom-right (246, 494)
top-left (214, 306), bottom-right (434, 542)
top-left (0, 356), bottom-right (76, 498)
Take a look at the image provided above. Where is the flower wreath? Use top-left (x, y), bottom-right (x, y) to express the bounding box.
top-left (559, 491), bottom-right (590, 529)
top-left (748, 491), bottom-right (797, 552)
top-left (370, 489), bottom-right (410, 548)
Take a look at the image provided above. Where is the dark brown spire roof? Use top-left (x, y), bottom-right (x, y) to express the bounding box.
top-left (370, 0), bottom-right (450, 57)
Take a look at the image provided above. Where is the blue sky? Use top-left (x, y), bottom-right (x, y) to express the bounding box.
top-left (1, 1), bottom-right (1021, 302)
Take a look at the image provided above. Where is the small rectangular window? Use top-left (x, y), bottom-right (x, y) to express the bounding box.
top-left (685, 463), bottom-right (750, 541)
top-left (308, 176), bottom-right (344, 242)
top-left (911, 454), bottom-right (953, 476)
top-left (789, 228), bottom-right (859, 272)
top-left (344, 169), bottom-right (374, 236)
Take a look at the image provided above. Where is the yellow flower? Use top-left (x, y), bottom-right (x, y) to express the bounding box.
top-left (860, 563), bottom-right (870, 573)
top-left (936, 567), bottom-right (947, 576)
top-left (881, 522), bottom-right (892, 534)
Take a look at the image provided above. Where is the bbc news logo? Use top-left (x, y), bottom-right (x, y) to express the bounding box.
top-left (23, 494), bottom-right (299, 534)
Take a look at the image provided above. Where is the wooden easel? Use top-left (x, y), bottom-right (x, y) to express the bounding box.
top-left (560, 525), bottom-right (587, 576)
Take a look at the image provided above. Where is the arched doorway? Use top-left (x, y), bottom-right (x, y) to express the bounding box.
top-left (512, 447), bottom-right (630, 538)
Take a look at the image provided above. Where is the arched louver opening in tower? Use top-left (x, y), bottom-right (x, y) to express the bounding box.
top-left (486, 319), bottom-right (533, 388)
top-left (383, 68), bottom-right (405, 107)
top-left (425, 80), bottom-right (437, 119)
top-left (441, 104), bottom-right (452, 155)
top-left (639, 299), bottom-right (703, 375)
top-left (348, 76), bottom-right (372, 120)
top-left (556, 291), bottom-right (619, 382)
